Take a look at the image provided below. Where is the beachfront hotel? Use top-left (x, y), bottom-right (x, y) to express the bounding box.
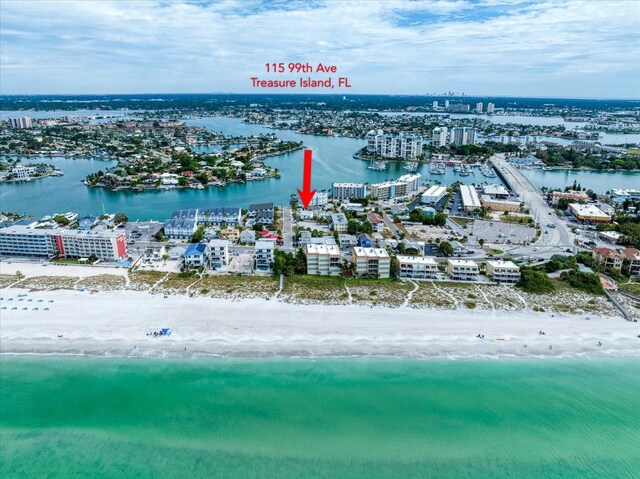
top-left (352, 247), bottom-right (390, 279)
top-left (485, 260), bottom-right (521, 284)
top-left (366, 130), bottom-right (423, 159)
top-left (446, 259), bottom-right (479, 281)
top-left (396, 256), bottom-right (438, 280)
top-left (0, 223), bottom-right (127, 261)
top-left (305, 244), bottom-right (342, 276)
top-left (331, 183), bottom-right (367, 200)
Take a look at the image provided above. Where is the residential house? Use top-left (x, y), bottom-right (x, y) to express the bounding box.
top-left (255, 240), bottom-right (275, 272)
top-left (208, 239), bottom-right (229, 269)
top-left (183, 243), bottom-right (208, 269)
top-left (239, 229), bottom-right (256, 244)
top-left (248, 203), bottom-right (274, 224)
top-left (357, 233), bottom-right (372, 248)
top-left (367, 212), bottom-right (384, 233)
top-left (592, 247), bottom-right (624, 270)
top-left (622, 248), bottom-right (640, 276)
top-left (331, 213), bottom-right (349, 232)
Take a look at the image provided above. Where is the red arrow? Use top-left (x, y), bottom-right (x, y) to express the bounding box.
top-left (297, 149), bottom-right (316, 208)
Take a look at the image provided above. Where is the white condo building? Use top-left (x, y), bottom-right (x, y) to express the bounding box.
top-left (476, 102), bottom-right (483, 114)
top-left (208, 239), bottom-right (230, 269)
top-left (254, 240), bottom-right (274, 272)
top-left (332, 183), bottom-right (367, 200)
top-left (366, 130), bottom-right (423, 159)
top-left (396, 256), bottom-right (438, 280)
top-left (446, 259), bottom-right (479, 281)
top-left (369, 174), bottom-right (421, 200)
top-left (485, 260), bottom-right (521, 284)
top-left (352, 247), bottom-right (390, 279)
top-left (432, 127), bottom-right (448, 147)
top-left (305, 244), bottom-right (342, 276)
top-left (487, 102), bottom-right (495, 114)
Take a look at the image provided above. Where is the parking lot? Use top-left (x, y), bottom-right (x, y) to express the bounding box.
top-left (470, 219), bottom-right (536, 245)
top-left (226, 253), bottom-right (254, 275)
top-left (123, 221), bottom-right (164, 257)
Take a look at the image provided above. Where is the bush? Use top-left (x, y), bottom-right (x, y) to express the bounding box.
top-left (560, 271), bottom-right (604, 295)
top-left (517, 267), bottom-right (555, 294)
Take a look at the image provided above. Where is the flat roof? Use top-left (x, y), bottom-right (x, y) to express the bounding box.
top-left (569, 203), bottom-right (611, 218)
top-left (423, 185), bottom-right (447, 196)
top-left (460, 185), bottom-right (481, 208)
top-left (306, 244), bottom-right (341, 255)
top-left (397, 255), bottom-right (437, 265)
top-left (447, 259), bottom-right (478, 267)
top-left (486, 260), bottom-right (519, 269)
top-left (353, 247), bottom-right (389, 259)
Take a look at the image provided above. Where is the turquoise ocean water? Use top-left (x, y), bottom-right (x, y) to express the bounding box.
top-left (1, 357), bottom-right (639, 478)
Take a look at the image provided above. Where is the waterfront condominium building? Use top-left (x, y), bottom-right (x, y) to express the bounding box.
top-left (164, 207), bottom-right (242, 239)
top-left (459, 184), bottom-right (481, 211)
top-left (476, 102), bottom-right (483, 114)
top-left (485, 260), bottom-right (521, 284)
top-left (487, 102), bottom-right (495, 114)
top-left (396, 256), bottom-right (438, 280)
top-left (446, 259), bottom-right (479, 281)
top-left (299, 190), bottom-right (329, 208)
top-left (366, 130), bottom-right (423, 159)
top-left (421, 185), bottom-right (447, 205)
top-left (352, 247), bottom-right (390, 279)
top-left (369, 173), bottom-right (422, 200)
top-left (451, 127), bottom-right (477, 146)
top-left (254, 240), bottom-right (275, 272)
top-left (331, 183), bottom-right (367, 200)
top-left (207, 239), bottom-right (230, 269)
top-left (432, 127), bottom-right (448, 147)
top-left (305, 244), bottom-right (342, 276)
top-left (198, 207), bottom-right (242, 226)
top-left (0, 224), bottom-right (127, 261)
top-left (8, 117), bottom-right (33, 129)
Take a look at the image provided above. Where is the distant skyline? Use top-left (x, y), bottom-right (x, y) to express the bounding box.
top-left (1, 0), bottom-right (639, 98)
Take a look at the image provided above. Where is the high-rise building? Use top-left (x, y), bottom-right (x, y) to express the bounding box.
top-left (432, 100), bottom-right (438, 109)
top-left (432, 127), bottom-right (448, 147)
top-left (487, 102), bottom-right (495, 114)
top-left (450, 127), bottom-right (477, 146)
top-left (366, 130), bottom-right (423, 159)
top-left (331, 183), bottom-right (366, 200)
top-left (8, 117), bottom-right (32, 129)
top-left (444, 100), bottom-right (450, 108)
top-left (476, 102), bottom-right (483, 114)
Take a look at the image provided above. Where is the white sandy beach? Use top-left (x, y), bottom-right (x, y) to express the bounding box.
top-left (1, 286), bottom-right (639, 359)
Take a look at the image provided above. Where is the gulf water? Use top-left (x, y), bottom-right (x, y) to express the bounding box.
top-left (1, 357), bottom-right (638, 478)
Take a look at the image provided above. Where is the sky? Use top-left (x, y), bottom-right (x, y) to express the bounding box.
top-left (1, 0), bottom-right (639, 98)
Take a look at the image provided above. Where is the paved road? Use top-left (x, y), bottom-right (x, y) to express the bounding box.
top-left (381, 211), bottom-right (401, 238)
top-left (282, 206), bottom-right (294, 251)
top-left (491, 154), bottom-right (576, 258)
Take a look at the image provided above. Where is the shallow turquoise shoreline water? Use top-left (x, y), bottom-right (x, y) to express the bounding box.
top-left (1, 357), bottom-right (639, 478)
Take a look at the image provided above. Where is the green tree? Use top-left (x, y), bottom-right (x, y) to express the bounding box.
top-left (114, 212), bottom-right (128, 224)
top-left (439, 241), bottom-right (454, 257)
top-left (190, 226), bottom-right (205, 243)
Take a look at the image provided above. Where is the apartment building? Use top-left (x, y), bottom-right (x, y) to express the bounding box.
top-left (0, 224), bottom-right (127, 261)
top-left (352, 247), bottom-right (390, 279)
top-left (396, 256), bottom-right (438, 280)
top-left (550, 190), bottom-right (589, 205)
top-left (208, 239), bottom-right (230, 269)
top-left (446, 259), bottom-right (479, 281)
top-left (485, 260), bottom-right (521, 284)
top-left (487, 102), bottom-right (495, 114)
top-left (432, 127), bottom-right (448, 147)
top-left (305, 244), bottom-right (342, 276)
top-left (198, 207), bottom-right (242, 226)
top-left (592, 247), bottom-right (624, 270)
top-left (366, 130), bottom-right (423, 159)
top-left (8, 117), bottom-right (32, 129)
top-left (450, 127), bottom-right (476, 146)
top-left (369, 174), bottom-right (421, 200)
top-left (331, 183), bottom-right (367, 200)
top-left (255, 240), bottom-right (275, 272)
top-left (248, 203), bottom-right (274, 223)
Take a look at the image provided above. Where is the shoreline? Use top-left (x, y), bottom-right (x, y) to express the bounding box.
top-left (2, 286), bottom-right (639, 360)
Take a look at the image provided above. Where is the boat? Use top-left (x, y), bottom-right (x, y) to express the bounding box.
top-left (404, 162), bottom-right (418, 172)
top-left (429, 162), bottom-right (445, 175)
top-left (368, 161), bottom-right (388, 171)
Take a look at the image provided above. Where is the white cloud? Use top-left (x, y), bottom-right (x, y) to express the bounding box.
top-left (0, 0), bottom-right (638, 97)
